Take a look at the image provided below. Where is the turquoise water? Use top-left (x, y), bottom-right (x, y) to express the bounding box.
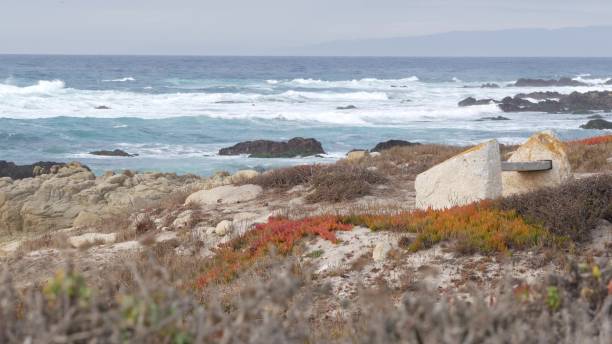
top-left (1, 56), bottom-right (611, 176)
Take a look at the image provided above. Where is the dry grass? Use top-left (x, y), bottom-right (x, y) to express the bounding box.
top-left (565, 138), bottom-right (612, 172)
top-left (305, 163), bottom-right (387, 203)
top-left (16, 232), bottom-right (71, 254)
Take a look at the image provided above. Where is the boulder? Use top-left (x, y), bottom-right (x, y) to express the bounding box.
top-left (346, 150), bottom-right (369, 161)
top-left (89, 149), bottom-right (137, 157)
top-left (218, 137), bottom-right (325, 158)
top-left (215, 220), bottom-right (233, 236)
top-left (580, 119), bottom-right (612, 130)
top-left (415, 140), bottom-right (502, 210)
top-left (68, 232), bottom-right (117, 248)
top-left (502, 131), bottom-right (572, 197)
top-left (172, 210), bottom-right (193, 229)
top-left (184, 184), bottom-right (263, 206)
top-left (371, 140), bottom-right (420, 152)
top-left (372, 242), bottom-right (391, 261)
top-left (230, 169), bottom-right (260, 184)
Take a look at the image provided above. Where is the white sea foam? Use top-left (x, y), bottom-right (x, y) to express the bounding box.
top-left (572, 74), bottom-right (611, 85)
top-left (102, 77), bottom-right (136, 82)
top-left (0, 80), bottom-right (66, 95)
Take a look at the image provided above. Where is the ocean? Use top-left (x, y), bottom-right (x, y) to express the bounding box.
top-left (1, 55), bottom-right (611, 176)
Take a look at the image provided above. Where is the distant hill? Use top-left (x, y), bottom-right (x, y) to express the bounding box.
top-left (289, 26), bottom-right (612, 57)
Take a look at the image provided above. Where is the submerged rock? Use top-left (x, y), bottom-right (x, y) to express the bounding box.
top-left (218, 137), bottom-right (325, 158)
top-left (476, 116), bottom-right (511, 121)
top-left (481, 83), bottom-right (500, 88)
top-left (580, 119), bottom-right (612, 130)
top-left (89, 149), bottom-right (137, 157)
top-left (94, 105), bottom-right (111, 110)
top-left (513, 77), bottom-right (587, 87)
top-left (371, 140), bottom-right (420, 152)
top-left (458, 97), bottom-right (497, 107)
top-left (336, 105), bottom-right (357, 110)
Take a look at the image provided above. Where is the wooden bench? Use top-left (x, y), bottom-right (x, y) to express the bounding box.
top-left (501, 160), bottom-right (552, 172)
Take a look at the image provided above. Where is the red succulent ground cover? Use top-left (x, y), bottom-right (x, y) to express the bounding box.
top-left (568, 134), bottom-right (612, 145)
top-left (195, 216), bottom-right (352, 288)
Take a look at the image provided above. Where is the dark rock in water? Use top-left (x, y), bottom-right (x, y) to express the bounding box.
top-left (336, 105), bottom-right (357, 110)
top-left (481, 83), bottom-right (500, 88)
top-left (499, 96), bottom-right (565, 113)
top-left (476, 116), bottom-right (511, 121)
top-left (515, 91), bottom-right (563, 100)
top-left (580, 119), bottom-right (612, 130)
top-left (90, 149), bottom-right (138, 157)
top-left (606, 79), bottom-right (612, 85)
top-left (458, 97), bottom-right (496, 107)
top-left (587, 114), bottom-right (604, 119)
top-left (95, 105), bottom-right (111, 110)
top-left (218, 137), bottom-right (325, 158)
top-left (498, 91), bottom-right (612, 114)
top-left (0, 161), bottom-right (67, 180)
top-left (513, 77), bottom-right (587, 87)
top-left (371, 140), bottom-right (421, 152)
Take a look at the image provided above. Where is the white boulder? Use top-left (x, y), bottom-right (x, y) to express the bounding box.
top-left (184, 184), bottom-right (263, 206)
top-left (68, 232), bottom-right (116, 248)
top-left (502, 131), bottom-right (572, 196)
top-left (415, 140), bottom-right (502, 210)
top-left (372, 242), bottom-right (391, 261)
top-left (215, 220), bottom-right (233, 236)
top-left (346, 150), bottom-right (369, 161)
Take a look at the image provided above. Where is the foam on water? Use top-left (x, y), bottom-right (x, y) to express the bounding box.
top-left (1, 55), bottom-right (611, 175)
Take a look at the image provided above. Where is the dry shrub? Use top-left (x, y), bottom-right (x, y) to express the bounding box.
top-left (1, 256), bottom-right (610, 343)
top-left (497, 175), bottom-right (612, 242)
top-left (16, 232), bottom-right (71, 253)
top-left (246, 164), bottom-right (322, 189)
top-left (565, 139), bottom-right (612, 172)
top-left (306, 164), bottom-right (386, 203)
top-left (368, 144), bottom-right (464, 178)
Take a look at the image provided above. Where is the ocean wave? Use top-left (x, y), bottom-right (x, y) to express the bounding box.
top-left (0, 80), bottom-right (66, 95)
top-left (102, 77), bottom-right (135, 82)
top-left (273, 76), bottom-right (420, 89)
top-left (572, 74), bottom-right (611, 85)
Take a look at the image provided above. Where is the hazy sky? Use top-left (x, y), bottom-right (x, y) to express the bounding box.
top-left (1, 0), bottom-right (612, 54)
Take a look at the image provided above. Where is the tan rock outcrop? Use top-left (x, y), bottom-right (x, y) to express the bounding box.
top-left (0, 163), bottom-right (205, 234)
top-left (502, 131), bottom-right (572, 196)
top-left (185, 184), bottom-right (263, 206)
top-left (415, 140), bottom-right (502, 210)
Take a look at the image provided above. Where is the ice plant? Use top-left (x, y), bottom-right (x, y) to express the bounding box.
top-left (195, 216), bottom-right (352, 288)
top-left (567, 134), bottom-right (612, 145)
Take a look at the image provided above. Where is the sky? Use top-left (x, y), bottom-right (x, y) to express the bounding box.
top-left (1, 0), bottom-right (612, 55)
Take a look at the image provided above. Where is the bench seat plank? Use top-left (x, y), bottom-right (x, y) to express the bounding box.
top-left (501, 160), bottom-right (552, 172)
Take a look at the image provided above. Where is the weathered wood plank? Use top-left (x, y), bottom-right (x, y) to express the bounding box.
top-left (501, 160), bottom-right (552, 172)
